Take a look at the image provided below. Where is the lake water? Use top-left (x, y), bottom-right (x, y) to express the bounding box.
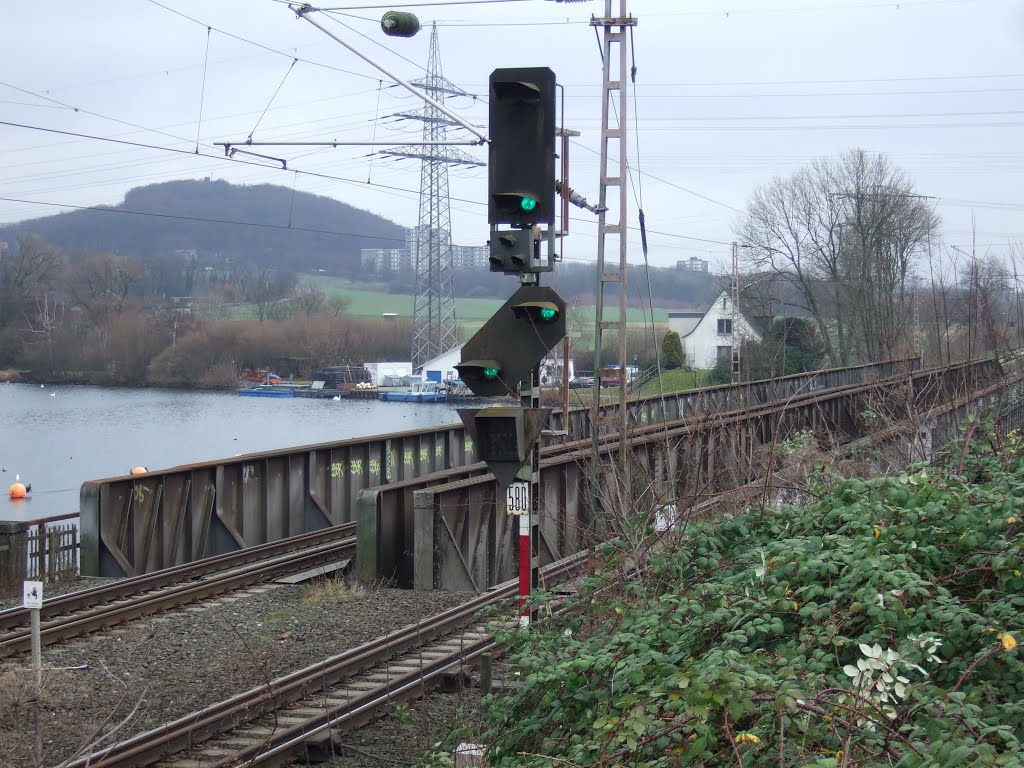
top-left (0, 383), bottom-right (460, 522)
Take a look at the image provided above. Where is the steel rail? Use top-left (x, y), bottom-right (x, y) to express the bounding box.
top-left (0, 523), bottom-right (356, 656)
top-left (62, 553), bottom-right (588, 768)
top-left (52, 360), bottom-right (1010, 766)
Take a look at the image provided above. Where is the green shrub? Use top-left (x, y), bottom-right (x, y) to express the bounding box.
top-left (661, 331), bottom-right (683, 370)
top-left (429, 420), bottom-right (1024, 766)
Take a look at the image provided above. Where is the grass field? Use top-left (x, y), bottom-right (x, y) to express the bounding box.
top-left (556, 369), bottom-right (709, 409)
top-left (299, 275), bottom-right (503, 323)
top-left (299, 275), bottom-right (672, 327)
top-left (634, 368), bottom-right (708, 396)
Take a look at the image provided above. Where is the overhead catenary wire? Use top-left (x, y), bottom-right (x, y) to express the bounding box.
top-left (146, 0), bottom-right (378, 82)
top-left (4, 121), bottom-right (1015, 256)
top-left (318, 10), bottom-right (430, 76)
top-left (310, 0), bottom-right (531, 9)
top-left (569, 138), bottom-right (744, 214)
top-left (0, 80), bottom-right (196, 146)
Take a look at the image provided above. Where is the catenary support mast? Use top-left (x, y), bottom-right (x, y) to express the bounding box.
top-left (590, 2), bottom-right (636, 486)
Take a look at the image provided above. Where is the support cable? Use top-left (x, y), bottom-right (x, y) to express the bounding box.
top-left (147, 0), bottom-right (374, 81)
top-left (287, 170), bottom-right (299, 228)
top-left (320, 11), bottom-right (429, 74)
top-left (247, 58), bottom-right (298, 142)
top-left (194, 26), bottom-right (211, 154)
top-left (367, 79), bottom-right (383, 182)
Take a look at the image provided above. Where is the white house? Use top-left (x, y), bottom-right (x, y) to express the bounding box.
top-left (420, 345), bottom-right (464, 383)
top-left (667, 290), bottom-right (761, 369)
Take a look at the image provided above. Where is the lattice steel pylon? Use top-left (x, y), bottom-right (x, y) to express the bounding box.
top-left (591, 1), bottom-right (636, 464)
top-left (382, 23), bottom-right (483, 371)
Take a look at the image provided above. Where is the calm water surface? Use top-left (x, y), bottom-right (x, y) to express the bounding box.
top-left (0, 383), bottom-right (460, 522)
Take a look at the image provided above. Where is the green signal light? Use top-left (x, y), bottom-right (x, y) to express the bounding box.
top-left (539, 306), bottom-right (558, 322)
top-left (519, 196), bottom-right (538, 212)
top-left (483, 367), bottom-right (500, 380)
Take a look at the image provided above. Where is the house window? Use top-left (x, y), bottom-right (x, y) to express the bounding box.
top-left (717, 318), bottom-right (733, 335)
top-left (717, 345), bottom-right (732, 363)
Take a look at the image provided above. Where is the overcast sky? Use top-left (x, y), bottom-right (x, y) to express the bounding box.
top-left (2, 0), bottom-right (1022, 273)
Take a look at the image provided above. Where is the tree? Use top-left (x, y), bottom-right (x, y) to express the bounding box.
top-left (661, 330), bottom-right (683, 370)
top-left (0, 235), bottom-right (62, 326)
top-left (736, 149), bottom-right (938, 366)
top-left (326, 294), bottom-right (352, 316)
top-left (69, 252), bottom-right (146, 325)
top-left (290, 285), bottom-right (326, 318)
top-left (960, 254), bottom-right (1011, 358)
top-left (745, 317), bottom-right (826, 379)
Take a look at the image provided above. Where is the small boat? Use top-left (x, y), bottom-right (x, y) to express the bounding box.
top-left (238, 388), bottom-right (294, 398)
top-left (240, 368), bottom-right (283, 385)
top-left (379, 382), bottom-right (448, 403)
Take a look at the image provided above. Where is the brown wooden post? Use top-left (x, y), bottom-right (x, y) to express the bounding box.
top-left (0, 521), bottom-right (29, 591)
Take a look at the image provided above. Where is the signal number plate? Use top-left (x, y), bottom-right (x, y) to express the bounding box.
top-left (506, 481), bottom-right (531, 516)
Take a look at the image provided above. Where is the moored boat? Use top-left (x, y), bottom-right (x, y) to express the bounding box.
top-left (238, 388), bottom-right (294, 398)
top-left (378, 382), bottom-right (448, 403)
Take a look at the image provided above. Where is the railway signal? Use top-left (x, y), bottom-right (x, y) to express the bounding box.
top-left (458, 406), bottom-right (550, 488)
top-left (461, 66), bottom-right (562, 627)
top-left (456, 285), bottom-right (566, 398)
top-left (488, 67), bottom-right (556, 274)
top-left (488, 66), bottom-right (556, 228)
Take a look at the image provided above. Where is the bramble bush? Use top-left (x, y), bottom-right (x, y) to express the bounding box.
top-left (430, 420), bottom-right (1024, 766)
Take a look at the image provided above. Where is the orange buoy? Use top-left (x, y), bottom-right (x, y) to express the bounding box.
top-left (129, 466), bottom-right (148, 475)
top-left (8, 482), bottom-right (26, 499)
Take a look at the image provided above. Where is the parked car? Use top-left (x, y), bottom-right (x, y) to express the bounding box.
top-left (569, 375), bottom-right (595, 389)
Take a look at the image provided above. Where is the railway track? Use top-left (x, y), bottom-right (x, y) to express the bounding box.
top-left (0, 522), bottom-right (356, 656)
top-left (62, 552), bottom-right (588, 768)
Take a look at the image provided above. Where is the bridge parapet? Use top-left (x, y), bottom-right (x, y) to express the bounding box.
top-left (81, 358), bottom-right (927, 577)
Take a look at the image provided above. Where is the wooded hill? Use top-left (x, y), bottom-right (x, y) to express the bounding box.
top-left (0, 179), bottom-right (407, 275)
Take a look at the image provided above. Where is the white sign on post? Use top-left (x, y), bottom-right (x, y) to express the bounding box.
top-left (23, 580), bottom-right (42, 609)
top-left (506, 481), bottom-right (531, 516)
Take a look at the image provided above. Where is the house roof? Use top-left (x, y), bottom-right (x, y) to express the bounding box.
top-left (668, 290), bottom-right (763, 341)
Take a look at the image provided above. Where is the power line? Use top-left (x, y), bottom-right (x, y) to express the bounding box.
top-left (621, 108), bottom-right (1024, 122)
top-left (0, 124), bottom-right (785, 253)
top-left (631, 121), bottom-right (1024, 131)
top-left (645, 0), bottom-right (980, 16)
top-left (313, 0), bottom-right (531, 9)
top-left (518, 73), bottom-right (1024, 89)
top-left (0, 119), bottom-right (429, 205)
top-left (578, 86), bottom-right (1024, 100)
top-left (0, 80), bottom-right (195, 145)
top-left (0, 195), bottom-right (407, 244)
top-left (569, 138), bottom-right (743, 214)
top-left (318, 11), bottom-right (430, 75)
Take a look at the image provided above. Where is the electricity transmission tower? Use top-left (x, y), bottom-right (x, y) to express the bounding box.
top-left (382, 23), bottom-right (483, 370)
